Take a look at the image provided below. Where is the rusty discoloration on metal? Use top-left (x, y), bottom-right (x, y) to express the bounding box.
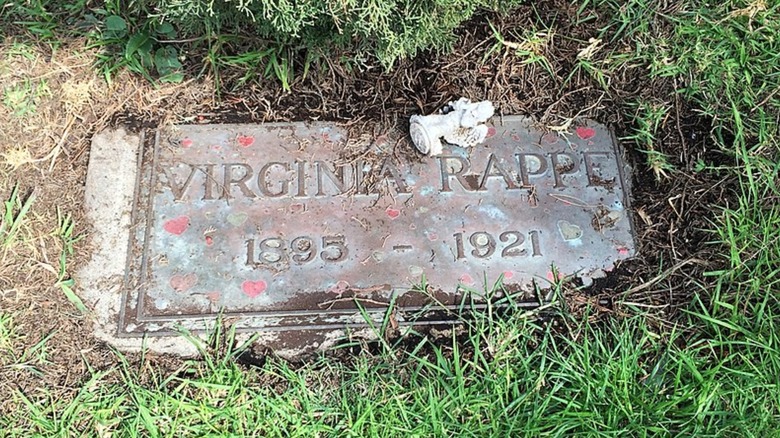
top-left (119, 117), bottom-right (635, 336)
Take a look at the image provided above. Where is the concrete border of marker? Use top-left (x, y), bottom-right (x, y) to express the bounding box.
top-left (76, 128), bottom-right (194, 355)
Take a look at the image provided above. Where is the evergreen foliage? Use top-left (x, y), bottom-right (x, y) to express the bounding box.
top-left (2, 0), bottom-right (520, 72)
top-left (146, 0), bottom-right (519, 67)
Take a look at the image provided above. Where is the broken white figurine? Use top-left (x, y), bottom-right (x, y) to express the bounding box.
top-left (409, 98), bottom-right (495, 156)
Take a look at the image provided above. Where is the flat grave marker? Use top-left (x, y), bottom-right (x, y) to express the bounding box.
top-left (81, 117), bottom-right (635, 354)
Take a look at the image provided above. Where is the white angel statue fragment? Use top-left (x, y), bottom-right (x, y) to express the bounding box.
top-left (409, 97), bottom-right (495, 156)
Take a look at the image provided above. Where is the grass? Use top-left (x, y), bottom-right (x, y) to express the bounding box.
top-left (0, 186), bottom-right (34, 250)
top-left (0, 312), bottom-right (52, 380)
top-left (1, 302), bottom-right (777, 436)
top-left (623, 100), bottom-right (675, 181)
top-left (2, 0), bottom-right (780, 436)
top-left (54, 210), bottom-right (87, 315)
top-left (486, 21), bottom-right (556, 78)
top-left (2, 79), bottom-right (49, 117)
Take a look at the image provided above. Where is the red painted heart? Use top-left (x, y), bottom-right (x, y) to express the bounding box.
top-left (242, 280), bottom-right (267, 298)
top-left (459, 273), bottom-right (475, 285)
top-left (237, 135), bottom-right (255, 148)
top-left (170, 273), bottom-right (198, 292)
top-left (163, 216), bottom-right (189, 235)
top-left (386, 207), bottom-right (401, 220)
top-left (575, 126), bottom-right (596, 140)
top-left (486, 126), bottom-right (497, 138)
top-left (181, 138), bottom-right (193, 148)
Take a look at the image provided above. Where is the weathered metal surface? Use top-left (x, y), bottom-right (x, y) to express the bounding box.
top-left (119, 117), bottom-right (635, 336)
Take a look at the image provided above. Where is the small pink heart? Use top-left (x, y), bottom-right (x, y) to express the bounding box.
top-left (329, 280), bottom-right (350, 293)
top-left (427, 232), bottom-right (438, 241)
top-left (386, 207), bottom-right (401, 220)
top-left (576, 126), bottom-right (596, 140)
top-left (542, 132), bottom-right (559, 144)
top-left (163, 216), bottom-right (189, 235)
top-left (486, 126), bottom-right (497, 138)
top-left (205, 235), bottom-right (214, 246)
top-left (242, 280), bottom-right (267, 298)
top-left (459, 274), bottom-right (474, 285)
top-left (237, 135), bottom-right (255, 148)
top-left (204, 291), bottom-right (221, 303)
top-left (503, 271), bottom-right (514, 280)
top-left (181, 138), bottom-right (193, 148)
top-left (170, 273), bottom-right (198, 292)
top-left (546, 271), bottom-right (564, 282)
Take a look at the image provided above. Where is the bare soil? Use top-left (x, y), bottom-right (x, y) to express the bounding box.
top-left (0, 0), bottom-right (733, 412)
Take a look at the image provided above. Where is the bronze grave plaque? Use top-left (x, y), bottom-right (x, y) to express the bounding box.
top-left (119, 117), bottom-right (635, 336)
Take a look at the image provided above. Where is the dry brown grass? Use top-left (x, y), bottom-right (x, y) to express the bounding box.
top-left (0, 37), bottom-right (217, 410)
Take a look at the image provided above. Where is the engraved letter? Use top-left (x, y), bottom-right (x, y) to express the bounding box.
top-left (438, 156), bottom-right (473, 192)
top-left (161, 163), bottom-right (197, 202)
top-left (201, 164), bottom-right (217, 201)
top-left (295, 160), bottom-right (308, 198)
top-left (551, 152), bottom-right (580, 189)
top-left (257, 162), bottom-right (291, 197)
top-left (354, 159), bottom-right (368, 195)
top-left (583, 152), bottom-right (613, 187)
top-left (516, 153), bottom-right (548, 186)
top-left (478, 153), bottom-right (519, 191)
top-left (316, 161), bottom-right (348, 196)
top-left (379, 157), bottom-right (410, 194)
top-left (220, 163), bottom-right (256, 200)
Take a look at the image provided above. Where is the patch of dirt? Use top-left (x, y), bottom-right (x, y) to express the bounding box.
top-left (0, 0), bottom-right (734, 412)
